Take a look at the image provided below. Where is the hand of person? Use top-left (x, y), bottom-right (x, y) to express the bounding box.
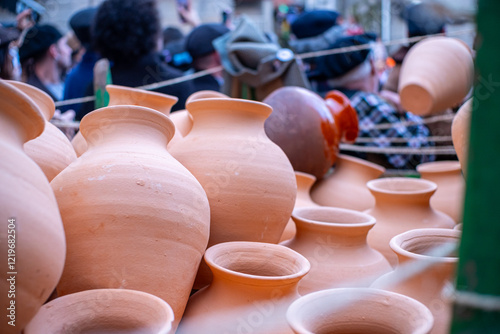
top-left (53, 109), bottom-right (76, 122)
top-left (177, 1), bottom-right (201, 27)
top-left (379, 89), bottom-right (404, 113)
top-left (16, 9), bottom-right (35, 31)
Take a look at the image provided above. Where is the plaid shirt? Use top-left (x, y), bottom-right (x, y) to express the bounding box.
top-left (348, 90), bottom-right (436, 169)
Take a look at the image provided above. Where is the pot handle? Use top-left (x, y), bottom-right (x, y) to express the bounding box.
top-left (325, 90), bottom-right (359, 143)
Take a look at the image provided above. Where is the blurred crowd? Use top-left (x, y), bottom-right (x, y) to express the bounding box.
top-left (0, 0), bottom-right (461, 170)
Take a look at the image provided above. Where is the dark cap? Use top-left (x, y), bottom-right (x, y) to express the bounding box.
top-left (19, 24), bottom-right (62, 62)
top-left (0, 27), bottom-right (20, 48)
top-left (185, 23), bottom-right (230, 59)
top-left (69, 7), bottom-right (97, 48)
top-left (315, 33), bottom-right (377, 79)
top-left (405, 3), bottom-right (446, 38)
top-left (291, 10), bottom-right (340, 39)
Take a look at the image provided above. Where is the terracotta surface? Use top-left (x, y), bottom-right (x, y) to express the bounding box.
top-left (282, 207), bottom-right (392, 294)
top-left (417, 161), bottom-right (465, 223)
top-left (0, 80), bottom-right (66, 334)
top-left (372, 228), bottom-right (460, 334)
top-left (24, 289), bottom-right (175, 334)
top-left (263, 87), bottom-right (358, 179)
top-left (8, 80), bottom-right (77, 181)
top-left (279, 171), bottom-right (318, 243)
top-left (71, 130), bottom-right (86, 157)
top-left (365, 177), bottom-right (455, 266)
top-left (169, 98), bottom-right (297, 289)
top-left (177, 242), bottom-right (310, 334)
top-left (324, 90), bottom-right (359, 142)
top-left (51, 105), bottom-right (210, 330)
top-left (311, 154), bottom-right (385, 211)
top-left (287, 288), bottom-right (434, 334)
top-left (452, 98), bottom-right (472, 175)
top-left (399, 37), bottom-right (474, 115)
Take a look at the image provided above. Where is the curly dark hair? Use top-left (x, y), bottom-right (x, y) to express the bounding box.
top-left (92, 0), bottom-right (161, 63)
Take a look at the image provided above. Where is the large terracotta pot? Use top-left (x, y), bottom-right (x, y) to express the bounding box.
top-left (8, 80), bottom-right (77, 181)
top-left (372, 228), bottom-right (460, 334)
top-left (365, 177), bottom-right (455, 266)
top-left (287, 288), bottom-right (434, 334)
top-left (282, 207), bottom-right (392, 294)
top-left (169, 98), bottom-right (297, 288)
top-left (177, 242), bottom-right (310, 334)
top-left (279, 171), bottom-right (319, 243)
top-left (0, 80), bottom-right (66, 334)
top-left (71, 84), bottom-right (181, 156)
top-left (452, 98), bottom-right (473, 175)
top-left (311, 154), bottom-right (385, 211)
top-left (417, 161), bottom-right (465, 223)
top-left (50, 105), bottom-right (210, 330)
top-left (263, 87), bottom-right (358, 179)
top-left (24, 289), bottom-right (175, 334)
top-left (399, 37), bottom-right (474, 115)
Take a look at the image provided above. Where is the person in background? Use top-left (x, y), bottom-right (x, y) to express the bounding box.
top-left (185, 23), bottom-right (229, 92)
top-left (0, 26), bottom-right (21, 80)
top-left (64, 7), bottom-right (100, 117)
top-left (19, 24), bottom-right (73, 103)
top-left (90, 0), bottom-right (195, 116)
top-left (320, 33), bottom-right (436, 170)
top-left (161, 26), bottom-right (192, 72)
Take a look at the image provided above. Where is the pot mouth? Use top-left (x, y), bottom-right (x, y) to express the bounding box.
top-left (186, 98), bottom-right (273, 119)
top-left (367, 177), bottom-right (437, 195)
top-left (390, 228), bottom-right (460, 262)
top-left (292, 206), bottom-right (375, 228)
top-left (287, 288), bottom-right (433, 334)
top-left (417, 160), bottom-right (462, 174)
top-left (337, 154), bottom-right (386, 174)
top-left (24, 289), bottom-right (174, 334)
top-left (7, 80), bottom-right (55, 120)
top-left (186, 90), bottom-right (229, 104)
top-left (205, 241), bottom-right (310, 284)
top-left (106, 84), bottom-right (178, 113)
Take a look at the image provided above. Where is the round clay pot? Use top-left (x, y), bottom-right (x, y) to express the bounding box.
top-left (399, 37), bottom-right (474, 115)
top-left (372, 228), bottom-right (460, 334)
top-left (283, 207), bottom-right (392, 294)
top-left (365, 178), bottom-right (455, 266)
top-left (263, 87), bottom-right (358, 179)
top-left (24, 289), bottom-right (175, 334)
top-left (417, 161), bottom-right (464, 223)
top-left (0, 80), bottom-right (66, 334)
top-left (71, 131), bottom-right (87, 157)
top-left (8, 80), bottom-right (77, 181)
top-left (452, 98), bottom-right (473, 176)
top-left (324, 90), bottom-right (359, 142)
top-left (311, 154), bottom-right (385, 211)
top-left (287, 287), bottom-right (434, 334)
top-left (177, 242), bottom-right (310, 334)
top-left (50, 105), bottom-right (210, 330)
top-left (279, 172), bottom-right (319, 243)
top-left (169, 98), bottom-right (297, 289)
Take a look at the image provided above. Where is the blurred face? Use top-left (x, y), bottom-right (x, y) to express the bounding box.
top-left (55, 36), bottom-right (72, 70)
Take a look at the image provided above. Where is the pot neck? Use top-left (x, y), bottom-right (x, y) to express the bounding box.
top-left (6, 80), bottom-right (55, 121)
top-left (80, 105), bottom-right (174, 150)
top-left (293, 218), bottom-right (373, 246)
top-left (334, 155), bottom-right (385, 182)
top-left (371, 191), bottom-right (433, 208)
top-left (295, 172), bottom-right (316, 206)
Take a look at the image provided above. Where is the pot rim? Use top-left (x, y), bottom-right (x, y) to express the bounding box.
top-left (292, 206), bottom-right (376, 229)
top-left (367, 177), bottom-right (437, 196)
top-left (417, 160), bottom-right (462, 174)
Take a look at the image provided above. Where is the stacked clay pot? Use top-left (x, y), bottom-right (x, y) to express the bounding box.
top-left (452, 98), bottom-right (473, 175)
top-left (169, 97), bottom-right (297, 288)
top-left (283, 207), bottom-right (392, 294)
top-left (177, 242), bottom-right (310, 334)
top-left (0, 80), bottom-right (66, 334)
top-left (51, 105), bottom-right (210, 330)
top-left (311, 154), bottom-right (385, 211)
top-left (366, 177), bottom-right (455, 266)
top-left (8, 80), bottom-right (77, 181)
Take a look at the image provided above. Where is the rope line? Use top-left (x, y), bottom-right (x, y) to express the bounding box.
top-left (340, 143), bottom-right (457, 155)
top-left (53, 29), bottom-right (475, 108)
top-left (354, 135), bottom-right (453, 143)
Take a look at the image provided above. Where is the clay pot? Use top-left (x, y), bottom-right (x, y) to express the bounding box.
top-left (452, 98), bottom-right (473, 175)
top-left (311, 154), bottom-right (385, 211)
top-left (263, 87), bottom-right (358, 179)
top-left (177, 242), bottom-right (310, 334)
top-left (287, 288), bottom-right (434, 334)
top-left (50, 105), bottom-right (210, 330)
top-left (169, 98), bottom-right (297, 288)
top-left (282, 207), bottom-right (392, 294)
top-left (372, 228), bottom-right (460, 334)
top-left (417, 161), bottom-right (465, 223)
top-left (399, 37), bottom-right (474, 115)
top-left (24, 289), bottom-right (174, 334)
top-left (324, 90), bottom-right (359, 142)
top-left (0, 80), bottom-right (66, 334)
top-left (8, 80), bottom-right (77, 181)
top-left (71, 84), bottom-right (181, 156)
top-left (186, 90), bottom-right (229, 104)
top-left (279, 172), bottom-right (319, 243)
top-left (365, 178), bottom-right (456, 266)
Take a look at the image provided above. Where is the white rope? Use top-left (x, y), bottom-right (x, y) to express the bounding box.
top-left (354, 136), bottom-right (453, 143)
top-left (53, 29), bottom-right (475, 108)
top-left (340, 143), bottom-right (457, 155)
